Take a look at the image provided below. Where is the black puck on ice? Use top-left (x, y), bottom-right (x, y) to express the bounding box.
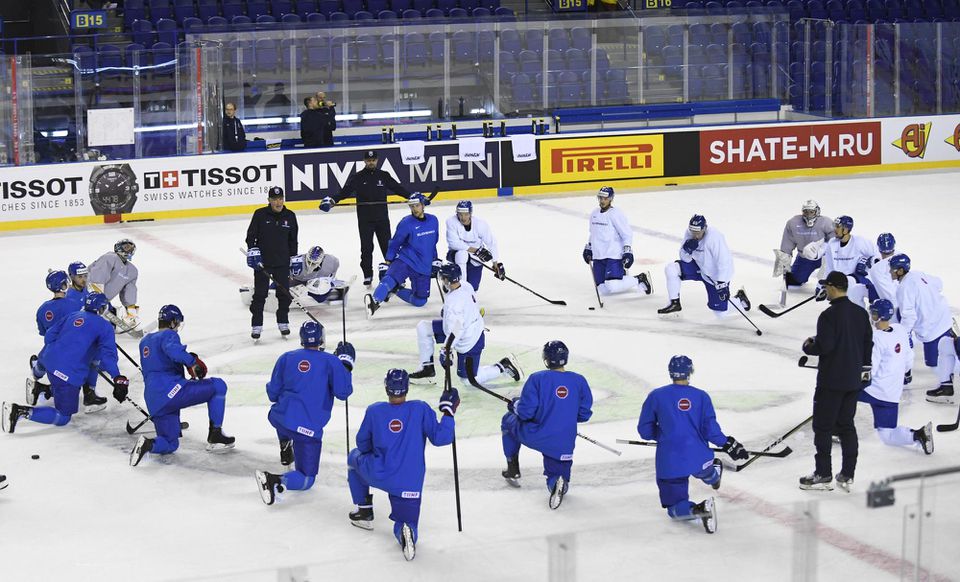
top-left (756, 330), bottom-right (763, 336)
top-left (588, 307), bottom-right (596, 311)
top-left (31, 454), bottom-right (40, 460)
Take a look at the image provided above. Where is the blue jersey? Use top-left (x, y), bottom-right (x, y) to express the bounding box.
top-left (385, 213), bottom-right (439, 276)
top-left (42, 310), bottom-right (120, 386)
top-left (36, 297), bottom-right (75, 336)
top-left (139, 329), bottom-right (197, 412)
top-left (515, 369), bottom-right (593, 460)
top-left (267, 348), bottom-right (353, 440)
top-left (64, 287), bottom-right (89, 311)
top-left (354, 400), bottom-right (454, 497)
top-left (638, 383), bottom-right (727, 479)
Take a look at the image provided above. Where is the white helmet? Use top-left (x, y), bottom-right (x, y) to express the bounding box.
top-left (305, 246), bottom-right (325, 271)
top-left (801, 200), bottom-right (820, 227)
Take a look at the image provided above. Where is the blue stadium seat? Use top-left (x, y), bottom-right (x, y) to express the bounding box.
top-left (535, 72), bottom-right (558, 104)
top-left (452, 30), bottom-right (476, 63)
top-left (865, 0), bottom-right (885, 19)
top-left (460, 0), bottom-right (479, 10)
top-left (306, 36), bottom-right (330, 69)
top-left (501, 29), bottom-right (522, 53)
top-left (307, 10), bottom-right (327, 20)
top-left (125, 43), bottom-right (148, 69)
top-left (510, 73), bottom-right (535, 109)
top-left (149, 0), bottom-right (174, 21)
top-left (519, 49), bottom-right (540, 73)
top-left (174, 0), bottom-right (196, 25)
top-left (413, 0), bottom-right (433, 13)
top-left (604, 68), bottom-right (628, 103)
top-left (544, 48), bottom-right (561, 71)
top-left (248, 1), bottom-right (270, 19)
top-left (151, 42), bottom-right (176, 75)
top-left (448, 7), bottom-right (467, 16)
top-left (73, 46), bottom-right (96, 78)
top-left (499, 50), bottom-right (518, 75)
top-left (377, 9), bottom-right (398, 18)
top-left (256, 14), bottom-right (277, 23)
top-left (688, 44), bottom-right (706, 65)
top-left (273, 0), bottom-right (295, 15)
top-left (705, 43), bottom-right (724, 64)
top-left (700, 64), bottom-right (726, 99)
top-left (183, 16), bottom-right (204, 33)
top-left (125, 0), bottom-right (147, 30)
top-left (296, 0), bottom-right (319, 16)
top-left (558, 71), bottom-right (581, 107)
top-left (709, 22), bottom-right (728, 45)
top-left (222, 0), bottom-right (245, 19)
top-left (404, 33), bottom-right (428, 67)
top-left (381, 33), bottom-right (396, 67)
top-left (437, 0), bottom-right (457, 12)
top-left (256, 38), bottom-right (279, 73)
top-left (206, 15), bottom-right (228, 30)
top-left (883, 0), bottom-right (903, 19)
top-left (425, 7), bottom-right (445, 17)
top-left (319, 0), bottom-right (341, 15)
top-left (132, 20), bottom-right (156, 46)
top-left (357, 35), bottom-right (380, 67)
top-left (548, 28), bottom-right (570, 51)
top-left (493, 6), bottom-right (513, 16)
top-left (570, 27), bottom-right (590, 51)
top-left (367, 0), bottom-right (388, 12)
top-left (826, 0), bottom-right (845, 19)
top-left (589, 48), bottom-right (610, 72)
top-left (525, 29), bottom-right (544, 53)
top-left (280, 37), bottom-right (299, 68)
top-left (226, 38), bottom-right (255, 74)
top-left (343, 0), bottom-right (364, 14)
top-left (197, 0), bottom-right (219, 21)
top-left (565, 48), bottom-right (587, 71)
top-left (232, 14), bottom-right (254, 30)
top-left (472, 6), bottom-right (490, 15)
top-left (478, 30), bottom-right (494, 59)
top-left (401, 8), bottom-right (421, 17)
top-left (391, 0), bottom-right (412, 12)
top-left (689, 23), bottom-right (710, 45)
top-left (429, 31), bottom-right (445, 63)
top-left (355, 9), bottom-right (375, 18)
top-left (156, 18), bottom-right (178, 46)
top-left (281, 13), bottom-right (303, 26)
top-left (807, 0), bottom-right (828, 19)
top-left (328, 11), bottom-right (349, 20)
top-left (98, 45), bottom-right (123, 78)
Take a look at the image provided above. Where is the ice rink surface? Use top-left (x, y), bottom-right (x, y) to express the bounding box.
top-left (2, 170), bottom-right (959, 581)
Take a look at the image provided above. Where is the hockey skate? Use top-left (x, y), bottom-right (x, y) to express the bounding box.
top-left (0, 474), bottom-right (7, 491)
top-left (362, 276), bottom-right (373, 287)
top-left (400, 523), bottom-right (416, 561)
top-left (2, 402), bottom-right (30, 434)
top-left (129, 435), bottom-right (154, 467)
top-left (364, 294), bottom-right (380, 319)
top-left (349, 495), bottom-right (374, 530)
top-left (255, 470), bottom-right (285, 505)
top-left (734, 288), bottom-right (751, 311)
top-left (692, 497), bottom-right (717, 534)
top-left (82, 385), bottom-right (107, 413)
top-left (904, 369), bottom-right (913, 385)
top-left (279, 439), bottom-right (294, 466)
top-left (409, 364), bottom-right (437, 384)
top-left (914, 422), bottom-right (934, 455)
top-left (25, 377), bottom-right (51, 406)
top-left (925, 382), bottom-right (955, 404)
top-left (835, 473), bottom-right (854, 493)
top-left (206, 425), bottom-right (236, 452)
top-left (711, 459), bottom-right (724, 491)
top-left (636, 272), bottom-right (653, 295)
top-left (502, 456), bottom-right (521, 487)
top-left (799, 473), bottom-right (834, 491)
top-left (278, 323), bottom-right (290, 338)
top-left (548, 476), bottom-right (568, 510)
top-left (499, 354), bottom-right (523, 382)
top-left (251, 326), bottom-right (263, 342)
top-left (658, 299), bottom-right (682, 316)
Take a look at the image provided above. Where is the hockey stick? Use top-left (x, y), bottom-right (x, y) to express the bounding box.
top-left (797, 356), bottom-right (818, 369)
top-left (239, 247), bottom-right (321, 325)
top-left (936, 405), bottom-right (960, 432)
top-left (759, 294), bottom-right (817, 318)
top-left (588, 263), bottom-right (603, 309)
top-left (444, 359), bottom-right (463, 532)
top-left (728, 294), bottom-right (763, 336)
top-left (342, 287), bottom-right (350, 455)
top-left (466, 253), bottom-right (567, 306)
top-left (615, 439), bottom-right (792, 458)
top-left (733, 415), bottom-right (813, 472)
top-left (577, 432), bottom-right (622, 456)
top-left (323, 189), bottom-right (439, 209)
top-left (94, 370), bottom-right (187, 434)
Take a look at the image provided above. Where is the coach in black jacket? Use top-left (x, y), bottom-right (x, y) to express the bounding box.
top-left (245, 186), bottom-right (299, 340)
top-left (318, 149), bottom-right (411, 286)
top-left (222, 102), bottom-right (246, 152)
top-left (801, 270), bottom-right (873, 489)
top-left (300, 96), bottom-right (323, 148)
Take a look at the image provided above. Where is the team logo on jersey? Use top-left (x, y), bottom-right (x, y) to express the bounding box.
top-left (389, 419), bottom-right (403, 433)
top-left (72, 317), bottom-right (84, 327)
top-left (44, 310), bottom-right (54, 322)
top-left (298, 360), bottom-right (311, 373)
top-left (892, 122), bottom-right (931, 159)
top-left (556, 385), bottom-right (569, 399)
top-left (895, 343), bottom-right (902, 353)
top-left (677, 398), bottom-right (692, 411)
top-left (142, 346), bottom-right (151, 358)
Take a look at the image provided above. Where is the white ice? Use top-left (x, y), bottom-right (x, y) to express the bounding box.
top-left (2, 170), bottom-right (960, 581)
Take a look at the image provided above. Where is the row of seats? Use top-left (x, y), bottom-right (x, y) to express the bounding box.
top-left (678, 0), bottom-right (960, 21)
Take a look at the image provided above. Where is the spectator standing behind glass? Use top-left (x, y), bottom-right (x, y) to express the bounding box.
top-left (301, 96), bottom-right (323, 149)
top-left (316, 91), bottom-right (337, 146)
top-left (223, 103), bottom-right (247, 152)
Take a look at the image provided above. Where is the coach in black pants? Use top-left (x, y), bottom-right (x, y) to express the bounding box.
top-left (318, 149), bottom-right (410, 286)
top-left (800, 270), bottom-right (873, 491)
top-left (245, 186), bottom-right (298, 340)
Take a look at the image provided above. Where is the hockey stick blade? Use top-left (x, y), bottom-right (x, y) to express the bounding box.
top-left (758, 294), bottom-right (817, 318)
top-left (734, 416), bottom-right (813, 472)
top-left (935, 406), bottom-right (960, 432)
top-left (126, 419), bottom-right (189, 434)
top-left (469, 254), bottom-right (567, 305)
top-left (616, 439), bottom-right (792, 457)
top-left (797, 356), bottom-right (818, 369)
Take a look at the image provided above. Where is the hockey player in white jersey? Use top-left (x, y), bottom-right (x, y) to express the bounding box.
top-left (819, 216), bottom-right (876, 308)
top-left (582, 187), bottom-right (652, 297)
top-left (408, 262), bottom-right (522, 385)
top-left (890, 254), bottom-right (956, 404)
top-left (240, 246), bottom-right (349, 309)
top-left (89, 239), bottom-right (140, 328)
top-left (857, 299), bottom-right (933, 454)
top-left (658, 214), bottom-right (749, 316)
top-left (774, 199), bottom-right (834, 288)
top-left (863, 233), bottom-right (912, 384)
top-left (445, 201), bottom-right (505, 291)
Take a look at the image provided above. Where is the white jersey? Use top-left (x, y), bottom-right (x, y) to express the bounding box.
top-left (896, 270), bottom-right (952, 342)
top-left (445, 215), bottom-right (499, 262)
top-left (680, 227), bottom-right (733, 284)
top-left (88, 252), bottom-right (139, 307)
top-left (824, 234), bottom-right (876, 276)
top-left (867, 255), bottom-right (899, 308)
top-left (289, 253), bottom-right (339, 284)
top-left (864, 323), bottom-right (910, 403)
top-left (588, 206), bottom-right (632, 260)
top-left (442, 282), bottom-right (484, 354)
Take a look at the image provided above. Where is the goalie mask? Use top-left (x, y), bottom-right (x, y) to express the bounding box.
top-left (305, 246), bottom-right (325, 271)
top-left (801, 200), bottom-right (820, 228)
top-left (115, 238), bottom-right (136, 261)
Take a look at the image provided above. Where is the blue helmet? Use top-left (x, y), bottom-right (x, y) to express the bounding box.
top-left (870, 298), bottom-right (895, 321)
top-left (688, 214), bottom-right (707, 233)
top-left (407, 192), bottom-right (428, 206)
top-left (834, 215), bottom-right (854, 231)
top-left (68, 261), bottom-right (88, 278)
top-left (889, 253), bottom-right (911, 274)
top-left (598, 186), bottom-right (615, 199)
top-left (114, 238), bottom-right (136, 261)
top-left (542, 340), bottom-right (569, 369)
top-left (46, 270), bottom-right (69, 293)
top-left (84, 292), bottom-right (109, 314)
top-left (668, 355), bottom-right (694, 380)
top-left (158, 304), bottom-right (184, 327)
top-left (438, 262), bottom-right (462, 284)
top-left (876, 233), bottom-right (896, 254)
top-left (456, 200), bottom-right (473, 215)
top-left (384, 368), bottom-right (410, 397)
top-left (299, 321), bottom-right (325, 348)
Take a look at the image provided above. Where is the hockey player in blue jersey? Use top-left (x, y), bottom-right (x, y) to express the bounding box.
top-left (637, 355), bottom-right (748, 534)
top-left (27, 271), bottom-right (75, 405)
top-left (64, 261), bottom-right (90, 310)
top-left (254, 321), bottom-right (355, 504)
top-left (347, 369), bottom-right (458, 561)
top-left (4, 293), bottom-right (129, 434)
top-left (500, 341), bottom-right (593, 510)
top-left (129, 305), bottom-right (235, 466)
top-left (364, 193), bottom-right (440, 318)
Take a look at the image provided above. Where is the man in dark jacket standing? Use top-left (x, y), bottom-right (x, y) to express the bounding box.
top-left (317, 92), bottom-right (337, 146)
top-left (222, 102), bottom-right (246, 152)
top-left (800, 270), bottom-right (873, 492)
top-left (245, 186), bottom-right (299, 341)
top-left (300, 96), bottom-right (322, 149)
top-left (319, 150), bottom-right (411, 286)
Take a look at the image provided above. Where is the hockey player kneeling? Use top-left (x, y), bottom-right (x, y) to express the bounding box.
top-left (129, 305), bottom-right (235, 466)
top-left (346, 369), bottom-right (458, 561)
top-left (500, 341), bottom-right (593, 510)
top-left (637, 355), bottom-right (749, 534)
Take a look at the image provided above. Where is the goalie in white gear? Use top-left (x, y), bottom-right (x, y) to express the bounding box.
top-left (240, 246), bottom-right (349, 309)
top-left (773, 200), bottom-right (834, 288)
top-left (89, 239), bottom-right (141, 330)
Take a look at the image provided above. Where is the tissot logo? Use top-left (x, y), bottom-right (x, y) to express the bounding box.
top-left (144, 165), bottom-right (277, 189)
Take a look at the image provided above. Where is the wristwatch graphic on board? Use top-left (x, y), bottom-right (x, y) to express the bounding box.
top-left (89, 163), bottom-right (139, 215)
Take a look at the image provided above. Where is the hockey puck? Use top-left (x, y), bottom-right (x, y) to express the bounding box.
top-left (756, 330), bottom-right (763, 336)
top-left (588, 307), bottom-right (596, 311)
top-left (31, 454), bottom-right (40, 460)
top-left (180, 421), bottom-right (190, 430)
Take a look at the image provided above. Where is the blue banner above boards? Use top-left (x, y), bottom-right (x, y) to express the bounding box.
top-left (71, 10), bottom-right (108, 31)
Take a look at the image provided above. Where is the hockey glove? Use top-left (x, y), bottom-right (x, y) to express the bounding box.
top-left (336, 341), bottom-right (356, 371)
top-left (682, 238), bottom-right (699, 254)
top-left (439, 347), bottom-right (453, 369)
top-left (714, 281), bottom-right (730, 302)
top-left (814, 285), bottom-right (827, 301)
top-left (622, 246), bottom-right (635, 269)
top-left (189, 352), bottom-right (208, 380)
top-left (431, 259), bottom-right (444, 278)
top-left (247, 247), bottom-right (262, 270)
top-left (722, 436), bottom-right (749, 461)
top-left (112, 375), bottom-right (130, 402)
top-left (319, 197), bottom-right (335, 212)
top-left (475, 246), bottom-right (493, 263)
top-left (494, 262), bottom-right (506, 281)
top-left (378, 262), bottom-right (390, 280)
top-left (439, 388), bottom-right (460, 416)
top-left (507, 397), bottom-right (521, 416)
top-left (861, 365), bottom-right (872, 385)
top-left (854, 258), bottom-right (870, 277)
top-left (582, 245), bottom-right (593, 264)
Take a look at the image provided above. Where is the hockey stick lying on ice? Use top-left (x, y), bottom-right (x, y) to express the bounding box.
top-left (759, 294), bottom-right (817, 319)
top-left (732, 415), bottom-right (813, 472)
top-left (615, 439), bottom-right (792, 458)
top-left (936, 405), bottom-right (960, 433)
top-left (797, 356), bottom-right (818, 369)
top-left (468, 253), bottom-right (567, 306)
top-left (464, 357), bottom-right (620, 456)
top-left (95, 370), bottom-right (189, 434)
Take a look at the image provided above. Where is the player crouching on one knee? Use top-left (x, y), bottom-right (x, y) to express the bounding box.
top-left (638, 355), bottom-right (748, 534)
top-left (501, 341), bottom-right (593, 510)
top-left (255, 321), bottom-right (355, 504)
top-left (130, 305), bottom-right (235, 466)
top-left (659, 214), bottom-right (750, 318)
top-left (346, 369), bottom-right (459, 562)
top-left (582, 186), bottom-right (652, 297)
top-left (4, 293), bottom-right (129, 434)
